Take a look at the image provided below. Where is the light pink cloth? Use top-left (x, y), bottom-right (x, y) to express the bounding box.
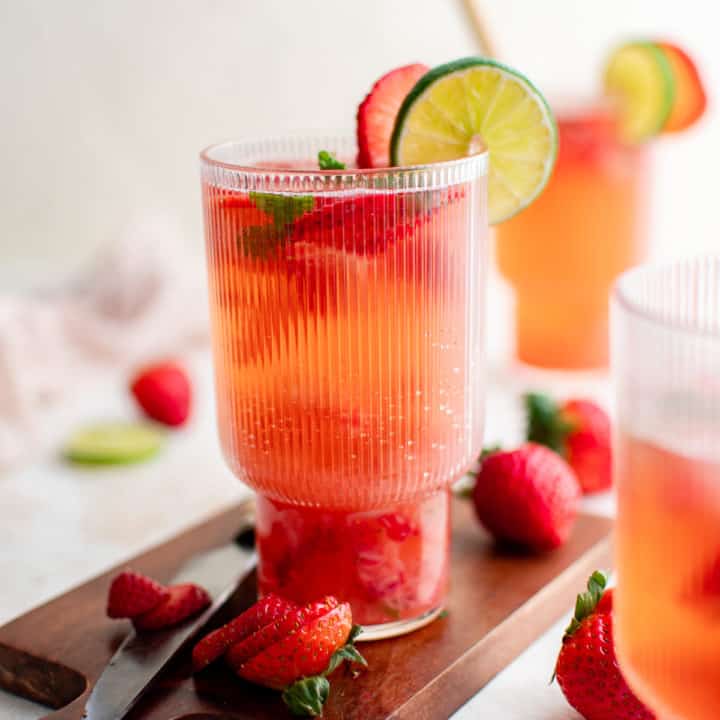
top-left (0, 215), bottom-right (209, 469)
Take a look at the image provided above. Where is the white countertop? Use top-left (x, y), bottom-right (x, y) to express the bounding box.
top-left (0, 347), bottom-right (615, 720)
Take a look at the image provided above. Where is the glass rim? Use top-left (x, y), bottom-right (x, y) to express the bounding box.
top-left (613, 255), bottom-right (720, 340)
top-left (199, 133), bottom-right (489, 178)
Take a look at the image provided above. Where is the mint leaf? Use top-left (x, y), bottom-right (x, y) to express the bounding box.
top-left (248, 191), bottom-right (314, 228)
top-left (282, 676), bottom-right (330, 717)
top-left (237, 192), bottom-right (314, 258)
top-left (318, 150), bottom-right (346, 170)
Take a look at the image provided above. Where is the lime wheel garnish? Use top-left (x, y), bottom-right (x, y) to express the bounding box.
top-left (390, 57), bottom-right (557, 224)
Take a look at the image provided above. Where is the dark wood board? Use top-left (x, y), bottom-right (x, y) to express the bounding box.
top-left (0, 497), bottom-right (612, 719)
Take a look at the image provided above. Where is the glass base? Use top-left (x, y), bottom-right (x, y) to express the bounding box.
top-left (356, 605), bottom-right (445, 641)
top-left (255, 491), bottom-right (451, 629)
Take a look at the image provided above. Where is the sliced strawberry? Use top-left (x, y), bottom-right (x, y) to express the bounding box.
top-left (225, 597), bottom-right (338, 670)
top-left (106, 571), bottom-right (169, 619)
top-left (378, 513), bottom-right (418, 543)
top-left (236, 602), bottom-right (353, 689)
top-left (130, 361), bottom-right (192, 427)
top-left (682, 552), bottom-right (720, 610)
top-left (133, 583), bottom-right (211, 631)
top-left (356, 63), bottom-right (429, 168)
top-left (659, 42), bottom-right (707, 133)
top-left (290, 194), bottom-right (417, 255)
top-left (699, 554), bottom-right (720, 595)
top-left (192, 594), bottom-right (296, 671)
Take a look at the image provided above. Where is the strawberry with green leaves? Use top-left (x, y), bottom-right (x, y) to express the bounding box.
top-left (555, 571), bottom-right (654, 720)
top-left (192, 595), bottom-right (366, 717)
top-left (525, 393), bottom-right (612, 494)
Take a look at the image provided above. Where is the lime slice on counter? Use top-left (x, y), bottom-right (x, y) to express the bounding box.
top-left (604, 41), bottom-right (675, 143)
top-left (64, 422), bottom-right (165, 465)
top-left (390, 57), bottom-right (558, 224)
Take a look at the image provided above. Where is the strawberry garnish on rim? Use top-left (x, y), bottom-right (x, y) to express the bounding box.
top-left (554, 571), bottom-right (655, 720)
top-left (356, 63), bottom-right (429, 168)
top-left (658, 41), bottom-right (707, 133)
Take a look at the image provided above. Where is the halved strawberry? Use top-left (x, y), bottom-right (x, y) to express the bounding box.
top-left (237, 602), bottom-right (353, 689)
top-left (133, 583), bottom-right (211, 631)
top-left (106, 571), bottom-right (169, 619)
top-left (658, 42), bottom-right (707, 133)
top-left (356, 63), bottom-right (429, 168)
top-left (192, 594), bottom-right (296, 671)
top-left (225, 597), bottom-right (339, 670)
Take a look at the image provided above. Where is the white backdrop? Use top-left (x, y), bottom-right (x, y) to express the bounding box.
top-left (1, 0), bottom-right (718, 291)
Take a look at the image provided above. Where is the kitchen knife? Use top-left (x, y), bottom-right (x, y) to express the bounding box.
top-left (83, 535), bottom-right (257, 720)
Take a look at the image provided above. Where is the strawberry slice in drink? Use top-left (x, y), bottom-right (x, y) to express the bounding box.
top-left (290, 193), bottom-right (418, 256)
top-left (682, 551), bottom-right (720, 614)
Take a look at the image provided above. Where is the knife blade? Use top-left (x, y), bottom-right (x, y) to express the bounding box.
top-left (83, 535), bottom-right (257, 720)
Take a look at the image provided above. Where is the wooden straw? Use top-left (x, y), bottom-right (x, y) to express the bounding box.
top-left (459, 0), bottom-right (498, 58)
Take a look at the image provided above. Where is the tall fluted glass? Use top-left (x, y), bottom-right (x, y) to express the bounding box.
top-left (201, 136), bottom-right (488, 638)
top-left (613, 256), bottom-right (720, 717)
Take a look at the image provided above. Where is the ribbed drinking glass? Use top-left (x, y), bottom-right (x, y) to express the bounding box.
top-left (613, 256), bottom-right (720, 717)
top-left (201, 136), bottom-right (488, 638)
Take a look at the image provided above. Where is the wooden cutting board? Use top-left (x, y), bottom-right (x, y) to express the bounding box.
top-left (0, 497), bottom-right (612, 720)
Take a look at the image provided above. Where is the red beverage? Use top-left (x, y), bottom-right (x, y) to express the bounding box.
top-left (201, 138), bottom-right (488, 636)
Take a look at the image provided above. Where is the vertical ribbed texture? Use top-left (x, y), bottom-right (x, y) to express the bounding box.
top-left (201, 136), bottom-right (488, 510)
top-left (612, 256), bottom-right (720, 720)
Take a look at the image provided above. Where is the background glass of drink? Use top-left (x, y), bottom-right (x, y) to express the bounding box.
top-left (613, 256), bottom-right (720, 718)
top-left (201, 136), bottom-right (488, 639)
top-left (496, 101), bottom-right (648, 369)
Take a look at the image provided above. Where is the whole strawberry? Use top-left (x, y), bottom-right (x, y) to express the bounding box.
top-left (526, 393), bottom-right (612, 494)
top-left (555, 571), bottom-right (654, 720)
top-left (472, 443), bottom-right (581, 552)
top-left (131, 361), bottom-right (192, 427)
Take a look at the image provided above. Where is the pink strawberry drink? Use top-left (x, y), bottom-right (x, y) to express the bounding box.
top-left (202, 138), bottom-right (488, 636)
